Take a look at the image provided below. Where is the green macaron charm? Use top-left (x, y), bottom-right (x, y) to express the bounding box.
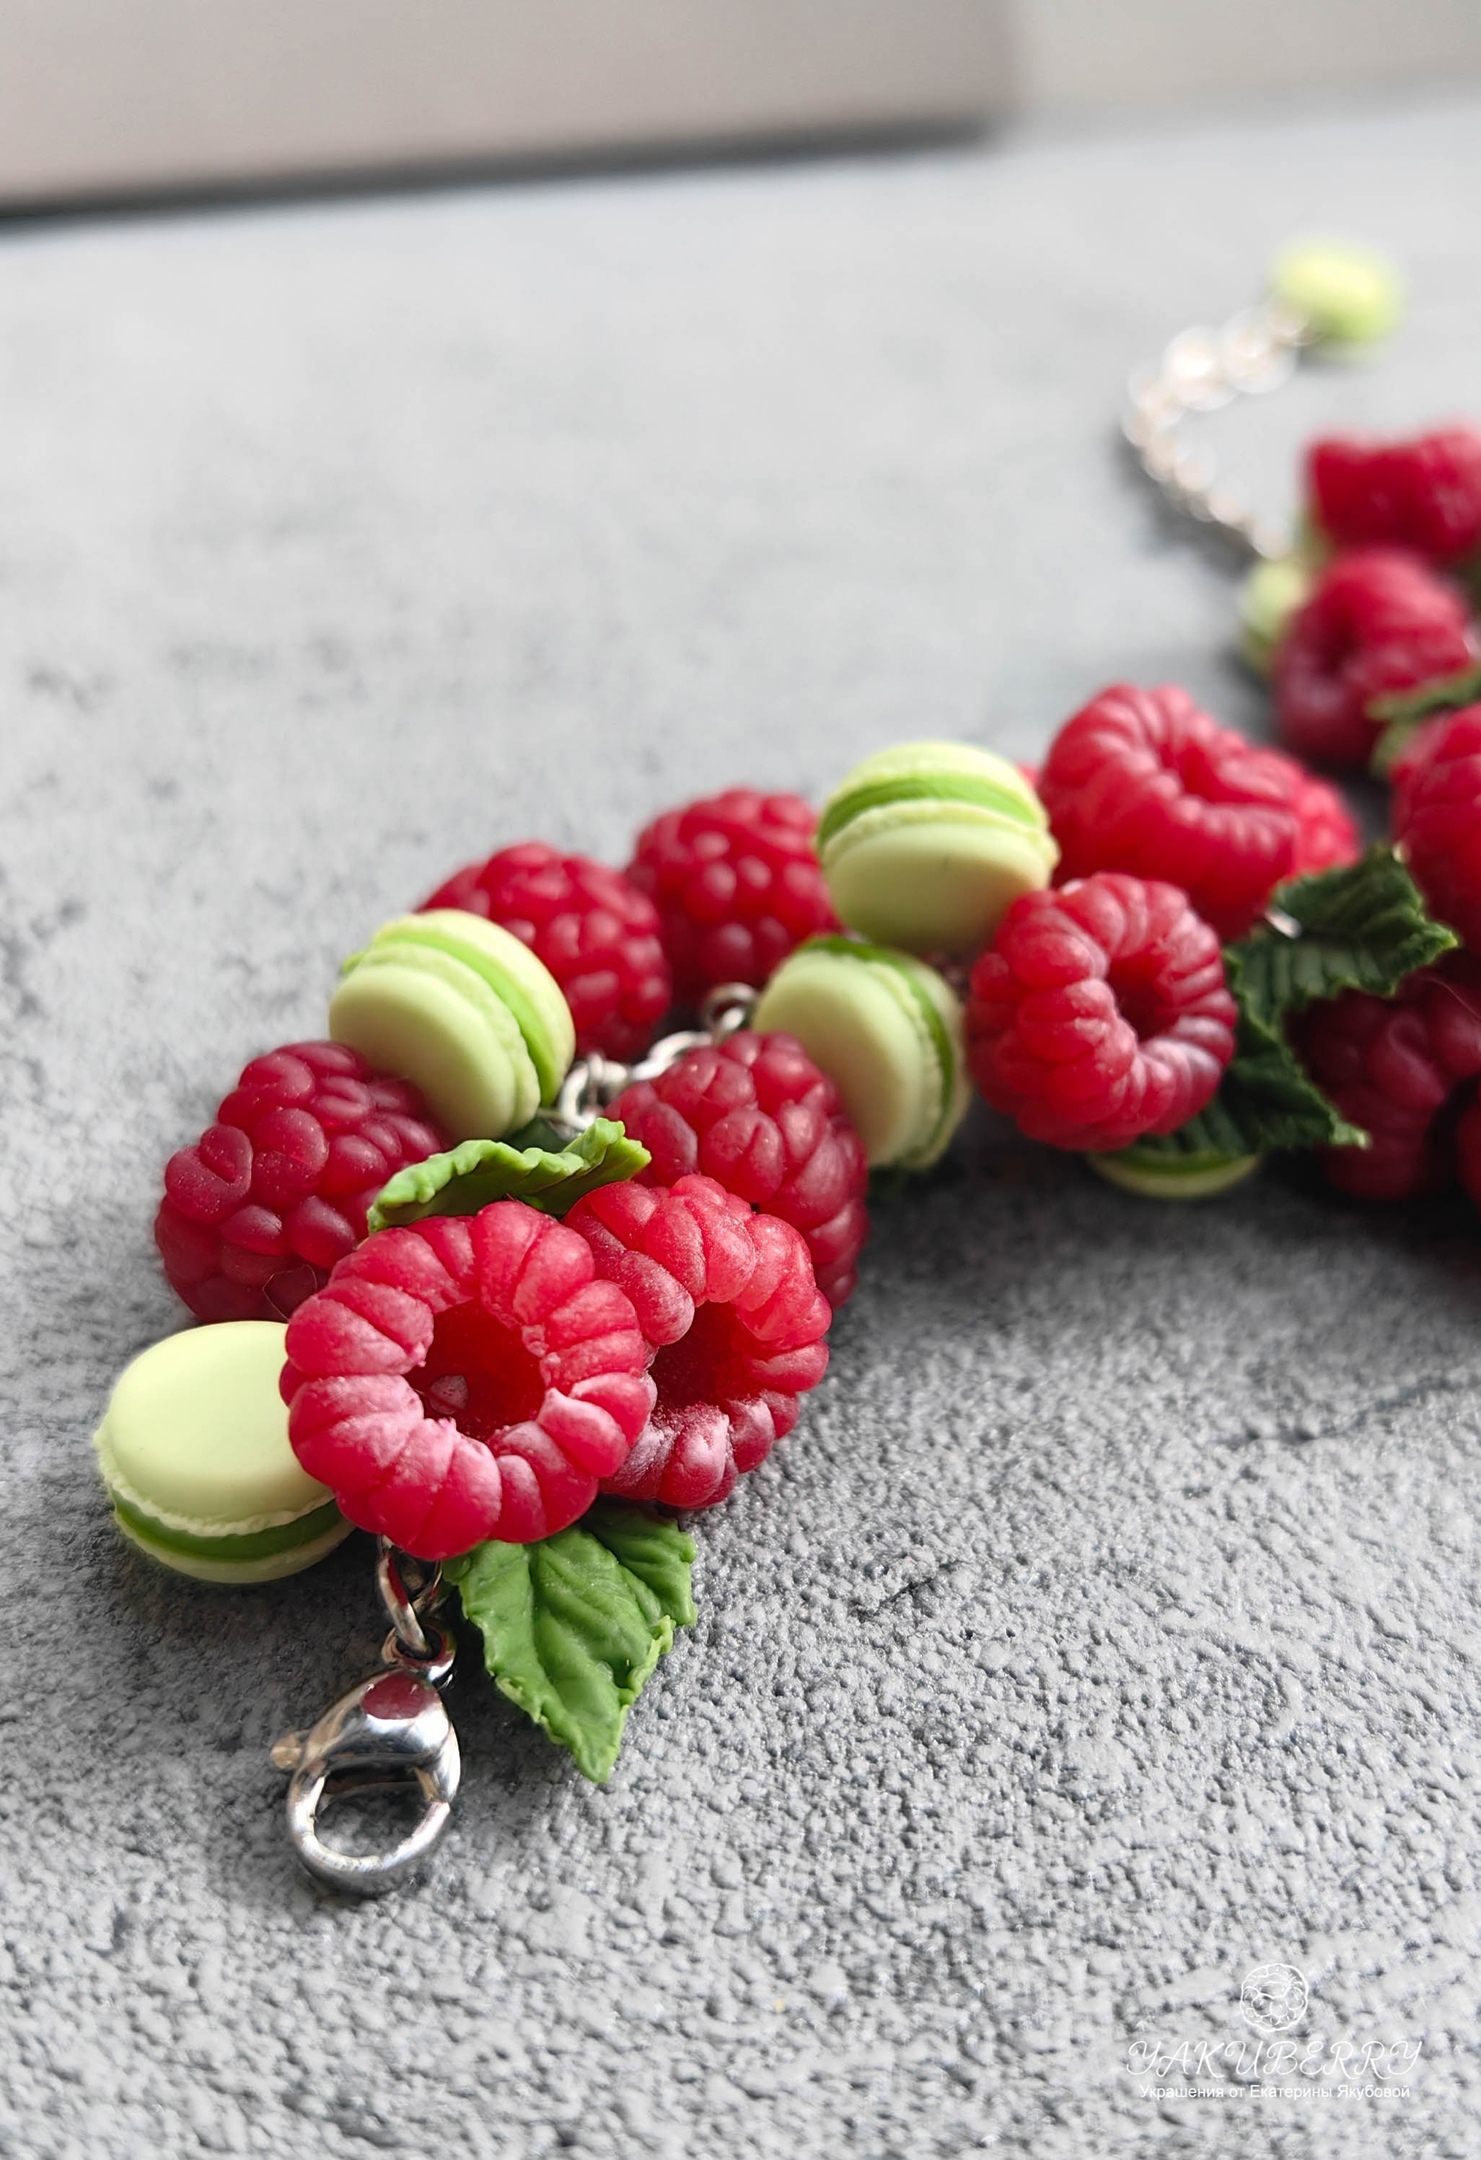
top-left (329, 909), bottom-right (576, 1143)
top-left (1268, 239), bottom-right (1404, 351)
top-left (95, 1321), bottom-right (351, 1584)
top-left (753, 934), bottom-right (969, 1170)
top-left (1087, 1145), bottom-right (1262, 1201)
top-left (818, 741), bottom-right (1058, 956)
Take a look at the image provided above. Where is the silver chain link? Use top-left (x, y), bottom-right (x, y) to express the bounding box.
top-left (1123, 297), bottom-right (1316, 560)
top-left (550, 983), bottom-right (759, 1136)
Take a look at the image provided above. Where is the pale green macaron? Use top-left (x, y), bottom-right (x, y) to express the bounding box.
top-left (1088, 1146), bottom-right (1262, 1202)
top-left (95, 1321), bottom-right (351, 1585)
top-left (753, 935), bottom-right (969, 1170)
top-left (818, 741), bottom-right (1058, 956)
top-left (1238, 556), bottom-right (1315, 680)
top-left (1268, 240), bottom-right (1404, 350)
top-left (330, 909), bottom-right (576, 1143)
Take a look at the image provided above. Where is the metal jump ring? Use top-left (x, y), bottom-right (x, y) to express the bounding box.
top-left (375, 1541), bottom-right (442, 1659)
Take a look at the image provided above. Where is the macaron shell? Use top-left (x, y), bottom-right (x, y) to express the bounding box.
top-left (753, 944), bottom-right (966, 1168)
top-left (110, 1506), bottom-right (353, 1586)
top-left (94, 1321), bottom-right (347, 1583)
top-left (900, 950), bottom-right (972, 1169)
top-left (330, 947), bottom-right (540, 1141)
top-left (825, 739), bottom-right (1038, 798)
top-left (824, 803), bottom-right (1057, 954)
top-left (395, 911), bottom-right (575, 1102)
top-left (1088, 1150), bottom-right (1262, 1200)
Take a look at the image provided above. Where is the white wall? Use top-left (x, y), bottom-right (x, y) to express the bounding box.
top-left (1015, 0), bottom-right (1481, 110)
top-left (0, 0), bottom-right (1478, 207)
top-left (0, 0), bottom-right (1007, 205)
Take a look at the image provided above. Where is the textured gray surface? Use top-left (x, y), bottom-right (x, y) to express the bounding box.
top-left (4, 93), bottom-right (1481, 2160)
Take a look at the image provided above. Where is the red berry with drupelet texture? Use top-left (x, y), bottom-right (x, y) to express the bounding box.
top-left (1308, 427), bottom-right (1481, 569)
top-left (421, 841), bottom-right (671, 1062)
top-left (155, 1042), bottom-right (447, 1324)
top-left (567, 1174), bottom-right (831, 1511)
top-left (607, 1029), bottom-right (869, 1309)
top-left (1273, 548), bottom-right (1478, 769)
top-left (1391, 704), bottom-right (1481, 954)
top-left (1038, 682), bottom-right (1358, 941)
top-left (282, 1202), bottom-right (654, 1557)
top-left (627, 789), bottom-right (838, 1005)
top-left (1294, 952), bottom-right (1481, 1201)
top-left (967, 873), bottom-right (1237, 1154)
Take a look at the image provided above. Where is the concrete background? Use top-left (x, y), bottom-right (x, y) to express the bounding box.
top-left (2, 90), bottom-right (1480, 2159)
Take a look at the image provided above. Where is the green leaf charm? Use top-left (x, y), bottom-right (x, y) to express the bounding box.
top-left (1098, 848), bottom-right (1453, 1177)
top-left (367, 1117), bottom-right (649, 1232)
top-left (445, 1502), bottom-right (696, 1784)
top-left (1231, 845), bottom-right (1456, 1030)
top-left (1368, 659), bottom-right (1481, 775)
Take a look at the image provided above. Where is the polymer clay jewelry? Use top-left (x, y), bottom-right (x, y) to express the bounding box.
top-left (97, 242), bottom-right (1481, 1895)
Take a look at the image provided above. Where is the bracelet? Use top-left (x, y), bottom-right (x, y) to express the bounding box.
top-left (92, 240), bottom-right (1481, 1897)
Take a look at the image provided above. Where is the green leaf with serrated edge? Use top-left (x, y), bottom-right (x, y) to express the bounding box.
top-left (445, 1502), bottom-right (696, 1784)
top-left (1117, 851), bottom-right (1453, 1165)
top-left (1231, 846), bottom-right (1456, 1033)
top-left (1369, 662), bottom-right (1481, 777)
top-left (367, 1118), bottom-right (649, 1232)
top-left (1119, 1005), bottom-right (1366, 1165)
top-left (1368, 658), bottom-right (1481, 729)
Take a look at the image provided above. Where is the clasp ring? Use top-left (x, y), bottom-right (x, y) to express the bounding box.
top-left (273, 1540), bottom-right (461, 1896)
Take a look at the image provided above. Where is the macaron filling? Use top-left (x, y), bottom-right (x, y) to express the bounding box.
top-left (818, 770), bottom-right (1045, 852)
top-left (107, 1488), bottom-right (345, 1563)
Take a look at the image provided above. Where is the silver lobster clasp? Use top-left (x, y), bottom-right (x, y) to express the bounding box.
top-left (272, 1542), bottom-right (461, 1896)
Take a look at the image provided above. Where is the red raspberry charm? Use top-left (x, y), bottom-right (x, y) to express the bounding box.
top-left (421, 841), bottom-right (671, 1062)
top-left (1309, 427), bottom-right (1481, 569)
top-left (1391, 704), bottom-right (1481, 952)
top-left (567, 1174), bottom-right (831, 1510)
top-left (282, 1203), bottom-right (655, 1557)
top-left (627, 789), bottom-right (838, 1004)
top-left (1295, 954), bottom-right (1481, 1200)
top-left (1038, 683), bottom-right (1358, 940)
top-left (967, 874), bottom-right (1237, 1153)
top-left (1289, 762), bottom-right (1361, 881)
top-left (607, 1030), bottom-right (869, 1309)
top-left (155, 1043), bottom-right (446, 1324)
top-left (1273, 549), bottom-right (1478, 768)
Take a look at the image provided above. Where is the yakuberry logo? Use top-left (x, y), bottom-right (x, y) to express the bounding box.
top-left (1125, 1957), bottom-right (1423, 2105)
top-left (1239, 1963), bottom-right (1309, 2035)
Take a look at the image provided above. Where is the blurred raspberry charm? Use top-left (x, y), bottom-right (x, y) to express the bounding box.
top-left (1391, 704), bottom-right (1481, 953)
top-left (1295, 953), bottom-right (1481, 1200)
top-left (1039, 683), bottom-right (1358, 940)
top-left (1273, 549), bottom-right (1478, 768)
top-left (1308, 427), bottom-right (1481, 569)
